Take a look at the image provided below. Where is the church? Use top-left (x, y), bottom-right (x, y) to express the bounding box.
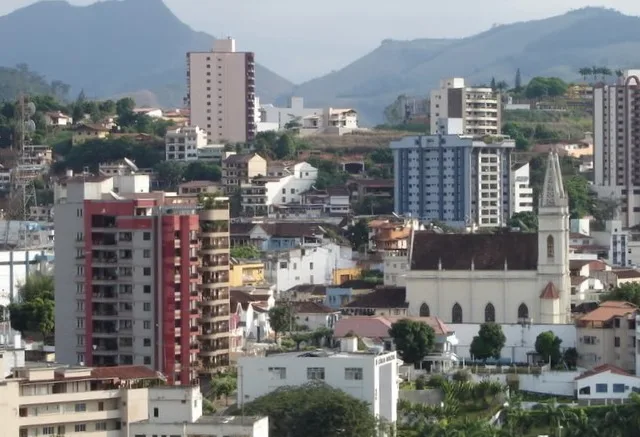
top-left (405, 152), bottom-right (571, 324)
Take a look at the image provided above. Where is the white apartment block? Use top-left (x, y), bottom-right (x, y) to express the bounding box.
top-left (187, 38), bottom-right (256, 144)
top-left (593, 69), bottom-right (640, 227)
top-left (391, 134), bottom-right (515, 228)
top-left (300, 109), bottom-right (359, 136)
top-left (165, 126), bottom-right (207, 162)
top-left (237, 339), bottom-right (399, 425)
top-left (241, 162), bottom-right (318, 215)
top-left (511, 163), bottom-right (534, 214)
top-left (130, 386), bottom-right (268, 437)
top-left (264, 243), bottom-right (356, 293)
top-left (430, 77), bottom-right (501, 136)
top-left (260, 97), bottom-right (322, 130)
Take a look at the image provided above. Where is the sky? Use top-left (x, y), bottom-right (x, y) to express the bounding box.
top-left (2, 0), bottom-right (640, 83)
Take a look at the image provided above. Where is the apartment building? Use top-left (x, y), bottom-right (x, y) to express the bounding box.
top-left (260, 97), bottom-right (322, 130)
top-left (511, 163), bottom-right (535, 215)
top-left (593, 69), bottom-right (640, 227)
top-left (241, 162), bottom-right (318, 216)
top-left (238, 339), bottom-right (399, 425)
top-left (165, 126), bottom-right (207, 162)
top-left (390, 134), bottom-right (515, 228)
top-left (54, 174), bottom-right (232, 384)
top-left (222, 153), bottom-right (267, 193)
top-left (576, 301), bottom-right (637, 372)
top-left (0, 363), bottom-right (160, 437)
top-left (430, 77), bottom-right (501, 136)
top-left (187, 38), bottom-right (256, 144)
top-left (130, 386), bottom-right (268, 437)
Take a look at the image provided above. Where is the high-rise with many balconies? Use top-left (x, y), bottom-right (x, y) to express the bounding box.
top-left (54, 173), bottom-right (231, 384)
top-left (187, 38), bottom-right (256, 144)
top-left (430, 77), bottom-right (501, 136)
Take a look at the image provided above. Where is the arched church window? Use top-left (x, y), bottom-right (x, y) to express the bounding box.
top-left (484, 303), bottom-right (495, 322)
top-left (518, 303), bottom-right (529, 320)
top-left (419, 303), bottom-right (430, 317)
top-left (452, 303), bottom-right (463, 323)
top-left (547, 235), bottom-right (555, 260)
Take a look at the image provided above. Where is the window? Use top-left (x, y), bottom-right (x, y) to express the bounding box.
top-left (452, 303), bottom-right (463, 323)
top-left (144, 285), bottom-right (151, 294)
top-left (596, 383), bottom-right (608, 393)
top-left (143, 249), bottom-right (151, 258)
top-left (144, 356), bottom-right (151, 365)
top-left (75, 403), bottom-right (86, 412)
top-left (419, 303), bottom-right (430, 317)
top-left (268, 367), bottom-right (286, 380)
top-left (144, 303), bottom-right (151, 311)
top-left (484, 303), bottom-right (495, 322)
top-left (43, 427), bottom-right (55, 435)
top-left (613, 383), bottom-right (626, 393)
top-left (95, 422), bottom-right (107, 431)
top-left (77, 335), bottom-right (84, 346)
top-left (143, 232), bottom-right (151, 241)
top-left (547, 235), bottom-right (554, 259)
top-left (307, 367), bottom-right (325, 380)
top-left (144, 267), bottom-right (151, 276)
top-left (345, 367), bottom-right (363, 380)
top-left (518, 303), bottom-right (529, 320)
top-left (144, 338), bottom-right (151, 347)
top-left (154, 407), bottom-right (159, 417)
top-left (615, 336), bottom-right (621, 347)
top-left (144, 321), bottom-right (151, 329)
top-left (309, 262), bottom-right (314, 270)
top-left (74, 425), bottom-right (86, 432)
top-left (280, 262), bottom-right (287, 269)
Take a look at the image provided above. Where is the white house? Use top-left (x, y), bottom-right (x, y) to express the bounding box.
top-left (133, 107), bottom-right (164, 118)
top-left (575, 364), bottom-right (640, 402)
top-left (230, 288), bottom-right (273, 348)
top-left (571, 276), bottom-right (605, 306)
top-left (259, 97), bottom-right (322, 130)
top-left (511, 163), bottom-right (534, 214)
top-left (292, 301), bottom-right (340, 330)
top-left (165, 126), bottom-right (207, 161)
top-left (406, 152), bottom-right (572, 325)
top-left (129, 385), bottom-right (269, 437)
top-left (237, 341), bottom-right (400, 425)
top-left (241, 162), bottom-right (318, 216)
top-left (298, 186), bottom-right (351, 217)
top-left (44, 111), bottom-right (72, 126)
top-left (264, 243), bottom-right (356, 293)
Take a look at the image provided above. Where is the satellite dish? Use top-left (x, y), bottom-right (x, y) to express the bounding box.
top-left (25, 102), bottom-right (36, 117)
top-left (24, 120), bottom-right (36, 133)
top-left (123, 157), bottom-right (139, 172)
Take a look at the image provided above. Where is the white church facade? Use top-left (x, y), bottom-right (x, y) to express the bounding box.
top-left (405, 152), bottom-right (571, 325)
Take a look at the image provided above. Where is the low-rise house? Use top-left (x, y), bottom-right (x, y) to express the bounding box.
top-left (342, 286), bottom-right (408, 317)
top-left (576, 301), bottom-right (637, 372)
top-left (72, 123), bottom-right (110, 145)
top-left (281, 284), bottom-right (327, 302)
top-left (348, 179), bottom-right (394, 202)
top-left (222, 153), bottom-right (267, 193)
top-left (229, 258), bottom-right (265, 287)
top-left (292, 301), bottom-right (340, 330)
top-left (230, 288), bottom-right (273, 348)
top-left (297, 186), bottom-right (351, 216)
top-left (324, 286), bottom-right (353, 309)
top-left (230, 222), bottom-right (341, 251)
top-left (575, 364), bottom-right (640, 403)
top-left (177, 180), bottom-right (222, 197)
top-left (571, 275), bottom-right (606, 308)
top-left (237, 341), bottom-right (399, 426)
top-left (44, 111), bottom-right (72, 126)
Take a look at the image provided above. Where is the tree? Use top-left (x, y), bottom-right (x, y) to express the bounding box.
top-left (116, 97), bottom-right (136, 127)
top-left (490, 77), bottom-right (497, 91)
top-left (183, 161), bottom-right (221, 182)
top-left (238, 383), bottom-right (379, 437)
top-left (579, 67), bottom-right (592, 82)
top-left (515, 68), bottom-right (522, 90)
top-left (230, 246), bottom-right (260, 259)
top-left (507, 211), bottom-right (538, 232)
top-left (535, 331), bottom-right (562, 365)
top-left (600, 283), bottom-right (640, 306)
top-left (274, 132), bottom-right (296, 159)
top-left (388, 319), bottom-right (436, 366)
top-left (469, 323), bottom-right (506, 361)
top-left (525, 77), bottom-right (568, 100)
top-left (346, 219), bottom-right (369, 251)
top-left (153, 161), bottom-right (186, 189)
top-left (8, 273), bottom-right (55, 341)
top-left (496, 80), bottom-right (509, 92)
top-left (564, 175), bottom-right (592, 218)
top-left (207, 376), bottom-right (237, 405)
top-left (268, 305), bottom-right (293, 340)
top-left (563, 347), bottom-right (578, 369)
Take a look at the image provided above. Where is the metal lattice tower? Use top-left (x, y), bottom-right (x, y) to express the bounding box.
top-left (4, 94), bottom-right (38, 248)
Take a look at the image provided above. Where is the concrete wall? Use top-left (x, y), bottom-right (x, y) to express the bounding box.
top-left (399, 389), bottom-right (444, 405)
top-left (469, 370), bottom-right (579, 397)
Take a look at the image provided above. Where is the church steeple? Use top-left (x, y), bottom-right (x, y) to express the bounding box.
top-left (540, 152), bottom-right (568, 208)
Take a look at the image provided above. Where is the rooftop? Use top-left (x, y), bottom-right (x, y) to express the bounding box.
top-left (292, 301), bottom-right (336, 314)
top-left (224, 153), bottom-right (263, 164)
top-left (334, 315), bottom-right (452, 338)
top-left (577, 301), bottom-right (637, 323)
top-left (575, 364), bottom-right (636, 380)
top-left (343, 287), bottom-right (408, 309)
top-left (613, 269), bottom-right (640, 279)
top-left (255, 348), bottom-right (395, 359)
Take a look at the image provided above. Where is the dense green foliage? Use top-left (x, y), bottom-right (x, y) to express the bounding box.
top-left (524, 77), bottom-right (569, 99)
top-left (8, 273), bottom-right (55, 342)
top-left (230, 246), bottom-right (261, 260)
top-left (600, 283), bottom-right (640, 306)
top-left (153, 161), bottom-right (221, 190)
top-left (268, 306), bottom-right (293, 339)
top-left (470, 323), bottom-right (506, 361)
top-left (346, 219), bottom-right (369, 251)
top-left (388, 319), bottom-right (436, 365)
top-left (306, 157), bottom-right (350, 189)
top-left (237, 383), bottom-right (380, 437)
top-left (535, 331), bottom-right (563, 365)
top-left (0, 64), bottom-right (69, 102)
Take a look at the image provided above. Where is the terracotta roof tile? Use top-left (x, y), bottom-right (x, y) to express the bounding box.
top-left (577, 301), bottom-right (637, 322)
top-left (344, 287), bottom-right (407, 309)
top-left (613, 269), bottom-right (640, 279)
top-left (292, 301), bottom-right (336, 314)
top-left (540, 282), bottom-right (560, 299)
top-left (569, 260), bottom-right (608, 271)
top-left (223, 153), bottom-right (263, 164)
top-left (384, 316), bottom-right (452, 336)
top-left (334, 316), bottom-right (393, 338)
top-left (90, 365), bottom-right (161, 380)
top-left (571, 276), bottom-right (589, 286)
top-left (575, 364), bottom-right (636, 380)
top-left (411, 232), bottom-right (538, 271)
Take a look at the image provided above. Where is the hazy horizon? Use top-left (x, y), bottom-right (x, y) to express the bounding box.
top-left (2, 0), bottom-right (640, 83)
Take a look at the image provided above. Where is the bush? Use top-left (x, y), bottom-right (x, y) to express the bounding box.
top-left (415, 375), bottom-right (428, 390)
top-left (426, 374), bottom-right (447, 389)
top-left (452, 369), bottom-right (472, 383)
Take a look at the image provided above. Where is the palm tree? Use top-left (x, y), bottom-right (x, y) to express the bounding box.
top-left (592, 66), bottom-right (599, 82)
top-left (579, 67), bottom-right (592, 82)
top-left (601, 67), bottom-right (613, 82)
top-left (541, 403), bottom-right (567, 437)
top-left (565, 409), bottom-right (598, 437)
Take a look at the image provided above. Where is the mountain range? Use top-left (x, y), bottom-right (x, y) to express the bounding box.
top-left (2, 2), bottom-right (640, 124)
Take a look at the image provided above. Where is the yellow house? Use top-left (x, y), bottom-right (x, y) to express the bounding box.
top-left (230, 259), bottom-right (265, 287)
top-left (72, 123), bottom-right (110, 145)
top-left (333, 267), bottom-right (363, 285)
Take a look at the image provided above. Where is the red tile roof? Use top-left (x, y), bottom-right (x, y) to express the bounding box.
top-left (571, 276), bottom-right (589, 286)
top-left (575, 364), bottom-right (636, 380)
top-left (613, 269), bottom-right (640, 279)
top-left (411, 232), bottom-right (538, 271)
top-left (91, 365), bottom-right (161, 380)
top-left (385, 316), bottom-right (453, 336)
top-left (577, 301), bottom-right (637, 322)
top-left (334, 316), bottom-right (392, 338)
top-left (540, 282), bottom-right (560, 299)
